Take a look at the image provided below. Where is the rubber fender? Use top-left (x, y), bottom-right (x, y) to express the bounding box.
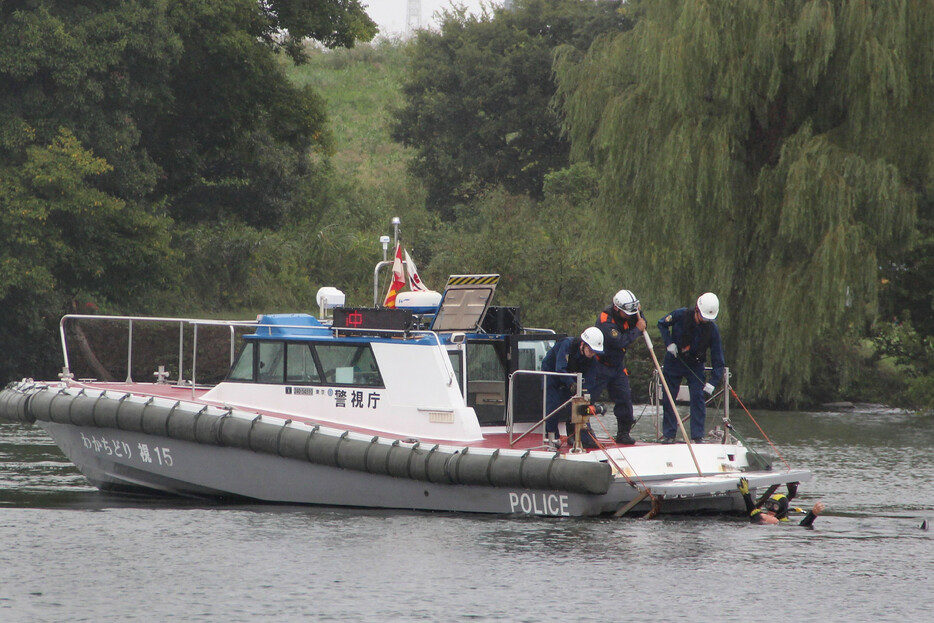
top-left (277, 425), bottom-right (312, 460)
top-left (27, 389), bottom-right (60, 423)
top-left (548, 459), bottom-right (612, 495)
top-left (63, 392), bottom-right (97, 427)
top-left (304, 429), bottom-right (343, 467)
top-left (216, 414), bottom-right (252, 449)
top-left (385, 441), bottom-right (413, 478)
top-left (0, 387), bottom-right (36, 424)
top-left (194, 410), bottom-right (225, 445)
top-left (165, 407), bottom-right (200, 442)
top-left (425, 446), bottom-right (455, 484)
top-left (407, 444), bottom-right (431, 481)
top-left (518, 453), bottom-right (554, 491)
top-left (142, 401), bottom-right (174, 437)
top-left (117, 399), bottom-right (149, 432)
top-left (449, 451), bottom-right (495, 486)
top-left (363, 439), bottom-right (393, 476)
top-left (489, 451), bottom-right (521, 488)
top-left (246, 418), bottom-right (284, 455)
top-left (92, 394), bottom-right (125, 429)
top-left (335, 434), bottom-right (369, 472)
top-left (134, 401), bottom-right (171, 435)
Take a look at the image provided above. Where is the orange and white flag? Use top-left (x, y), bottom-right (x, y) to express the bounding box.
top-left (383, 243), bottom-right (405, 307)
top-left (404, 249), bottom-right (429, 292)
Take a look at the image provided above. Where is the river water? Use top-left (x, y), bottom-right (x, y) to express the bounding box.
top-left (1, 405), bottom-right (931, 623)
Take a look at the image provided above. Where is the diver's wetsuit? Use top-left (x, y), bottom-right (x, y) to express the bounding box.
top-left (739, 489), bottom-right (819, 527)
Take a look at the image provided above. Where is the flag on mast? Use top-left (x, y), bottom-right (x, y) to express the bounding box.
top-left (404, 249), bottom-right (429, 292)
top-left (383, 243), bottom-right (405, 308)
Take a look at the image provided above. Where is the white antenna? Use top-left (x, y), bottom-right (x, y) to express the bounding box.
top-left (406, 0), bottom-right (421, 36)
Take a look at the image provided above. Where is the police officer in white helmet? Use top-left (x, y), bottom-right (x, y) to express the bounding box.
top-left (657, 292), bottom-right (726, 443)
top-left (540, 327), bottom-right (604, 449)
top-left (592, 289), bottom-right (647, 445)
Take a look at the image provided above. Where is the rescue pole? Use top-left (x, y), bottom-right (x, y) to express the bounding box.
top-left (643, 331), bottom-right (702, 476)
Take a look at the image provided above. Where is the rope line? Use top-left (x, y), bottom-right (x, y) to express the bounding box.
top-left (729, 387), bottom-right (791, 471)
top-left (589, 416), bottom-right (656, 502)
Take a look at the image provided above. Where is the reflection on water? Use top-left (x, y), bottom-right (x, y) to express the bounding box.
top-left (1, 407), bottom-right (931, 623)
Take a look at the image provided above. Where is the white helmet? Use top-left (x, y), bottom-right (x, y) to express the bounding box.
top-left (612, 289), bottom-right (640, 316)
top-left (696, 292), bottom-right (719, 320)
top-left (580, 327), bottom-right (604, 353)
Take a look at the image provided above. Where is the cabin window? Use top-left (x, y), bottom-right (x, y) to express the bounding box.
top-left (228, 343), bottom-right (255, 381)
top-left (286, 343), bottom-right (321, 384)
top-left (448, 351), bottom-right (463, 394)
top-left (257, 342), bottom-right (285, 383)
top-left (466, 341), bottom-right (507, 425)
top-left (315, 343), bottom-right (383, 387)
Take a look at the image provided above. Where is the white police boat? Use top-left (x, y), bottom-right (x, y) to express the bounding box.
top-left (0, 267), bottom-right (810, 517)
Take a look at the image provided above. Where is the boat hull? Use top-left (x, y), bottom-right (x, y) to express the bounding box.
top-left (2, 382), bottom-right (811, 517)
top-left (39, 421), bottom-right (756, 516)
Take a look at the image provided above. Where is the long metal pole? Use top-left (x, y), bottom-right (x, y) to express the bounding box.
top-left (177, 324), bottom-right (184, 385)
top-left (126, 320), bottom-right (133, 383)
top-left (643, 332), bottom-right (702, 475)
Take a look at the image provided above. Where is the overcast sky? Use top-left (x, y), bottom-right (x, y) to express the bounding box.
top-left (365, 1), bottom-right (502, 37)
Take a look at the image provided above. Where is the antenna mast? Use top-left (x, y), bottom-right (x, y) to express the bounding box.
top-left (406, 0), bottom-right (422, 37)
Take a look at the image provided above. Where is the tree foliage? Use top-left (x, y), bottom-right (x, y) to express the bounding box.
top-left (259, 0), bottom-right (377, 61)
top-left (0, 0), bottom-right (377, 383)
top-left (555, 0), bottom-right (934, 404)
top-left (392, 0), bottom-right (630, 218)
top-left (424, 166), bottom-right (611, 333)
top-left (147, 0), bottom-right (337, 227)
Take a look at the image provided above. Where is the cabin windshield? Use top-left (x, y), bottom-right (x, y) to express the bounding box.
top-left (316, 343), bottom-right (383, 387)
top-left (226, 340), bottom-right (383, 387)
top-left (228, 343), bottom-right (255, 381)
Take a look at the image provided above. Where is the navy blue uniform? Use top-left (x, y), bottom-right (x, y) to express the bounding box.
top-left (593, 305), bottom-right (644, 441)
top-left (541, 337), bottom-right (596, 435)
top-left (657, 307), bottom-right (725, 440)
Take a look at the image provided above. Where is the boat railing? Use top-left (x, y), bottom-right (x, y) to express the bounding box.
top-left (58, 315), bottom-right (458, 398)
top-left (59, 314), bottom-right (260, 394)
top-left (506, 369), bottom-right (584, 447)
top-left (649, 367), bottom-right (733, 443)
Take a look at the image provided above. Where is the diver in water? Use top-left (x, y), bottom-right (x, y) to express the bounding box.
top-left (737, 478), bottom-right (825, 527)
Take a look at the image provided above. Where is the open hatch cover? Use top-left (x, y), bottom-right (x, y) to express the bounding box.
top-left (430, 274), bottom-right (500, 332)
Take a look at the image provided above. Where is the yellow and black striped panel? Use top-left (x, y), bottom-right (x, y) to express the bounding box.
top-left (445, 274), bottom-right (500, 287)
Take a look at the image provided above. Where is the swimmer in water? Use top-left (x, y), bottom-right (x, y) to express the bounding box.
top-left (737, 477), bottom-right (825, 527)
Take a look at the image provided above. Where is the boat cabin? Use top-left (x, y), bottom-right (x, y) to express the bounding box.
top-left (222, 275), bottom-right (559, 430)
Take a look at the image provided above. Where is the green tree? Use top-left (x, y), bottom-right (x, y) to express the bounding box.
top-left (555, 0), bottom-right (933, 404)
top-left (392, 0), bottom-right (629, 218)
top-left (0, 0), bottom-right (379, 382)
top-left (425, 167), bottom-right (611, 333)
top-left (260, 0), bottom-right (377, 61)
top-left (0, 129), bottom-right (175, 381)
top-left (146, 0), bottom-right (338, 227)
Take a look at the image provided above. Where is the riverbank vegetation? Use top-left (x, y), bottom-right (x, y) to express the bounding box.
top-left (1, 1), bottom-right (932, 411)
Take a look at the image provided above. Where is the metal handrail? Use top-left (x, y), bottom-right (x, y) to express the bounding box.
top-left (58, 314), bottom-right (457, 398)
top-left (650, 366), bottom-right (732, 443)
top-left (60, 314), bottom-right (259, 397)
top-left (506, 369), bottom-right (582, 446)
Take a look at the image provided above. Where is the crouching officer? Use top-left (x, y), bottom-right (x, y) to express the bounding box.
top-left (593, 290), bottom-right (646, 445)
top-left (541, 327), bottom-right (603, 449)
top-left (737, 478), bottom-right (825, 527)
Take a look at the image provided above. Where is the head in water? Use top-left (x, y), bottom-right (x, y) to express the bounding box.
top-left (762, 493), bottom-right (790, 520)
